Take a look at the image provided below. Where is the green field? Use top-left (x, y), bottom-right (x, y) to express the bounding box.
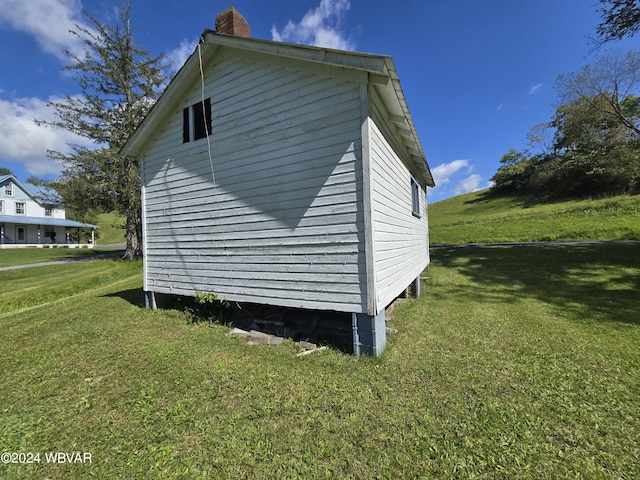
top-left (94, 212), bottom-right (126, 245)
top-left (1, 195), bottom-right (639, 478)
top-left (429, 190), bottom-right (640, 245)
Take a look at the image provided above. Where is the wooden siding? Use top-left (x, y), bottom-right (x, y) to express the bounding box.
top-left (369, 117), bottom-right (429, 313)
top-left (141, 54), bottom-right (368, 312)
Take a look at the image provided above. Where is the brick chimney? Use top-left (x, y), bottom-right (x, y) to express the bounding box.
top-left (215, 7), bottom-right (251, 38)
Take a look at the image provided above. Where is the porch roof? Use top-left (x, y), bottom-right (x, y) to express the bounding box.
top-left (0, 215), bottom-right (97, 229)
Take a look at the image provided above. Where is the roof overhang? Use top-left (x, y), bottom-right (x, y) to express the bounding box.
top-left (121, 31), bottom-right (434, 187)
top-left (0, 215), bottom-right (97, 229)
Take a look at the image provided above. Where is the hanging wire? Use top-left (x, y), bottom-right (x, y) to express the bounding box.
top-left (197, 41), bottom-right (232, 284)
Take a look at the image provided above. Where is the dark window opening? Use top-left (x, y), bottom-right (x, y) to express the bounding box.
top-left (183, 98), bottom-right (212, 143)
top-left (411, 176), bottom-right (421, 218)
top-left (193, 98), bottom-right (212, 140)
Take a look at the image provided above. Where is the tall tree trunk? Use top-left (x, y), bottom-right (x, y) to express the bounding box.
top-left (123, 206), bottom-right (137, 259)
top-left (135, 207), bottom-right (143, 257)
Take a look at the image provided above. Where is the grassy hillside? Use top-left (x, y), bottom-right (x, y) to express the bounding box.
top-left (94, 212), bottom-right (125, 245)
top-left (429, 189), bottom-right (640, 245)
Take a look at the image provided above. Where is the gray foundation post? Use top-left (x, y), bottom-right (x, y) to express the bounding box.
top-left (352, 311), bottom-right (386, 357)
top-left (145, 290), bottom-right (157, 310)
top-left (413, 275), bottom-right (421, 298)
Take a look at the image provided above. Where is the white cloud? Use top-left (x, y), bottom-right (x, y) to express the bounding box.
top-left (271, 0), bottom-right (355, 50)
top-left (0, 0), bottom-right (90, 61)
top-left (167, 38), bottom-right (198, 72)
top-left (454, 174), bottom-right (483, 195)
top-left (430, 159), bottom-right (470, 187)
top-left (0, 95), bottom-right (92, 176)
top-left (528, 83), bottom-right (543, 95)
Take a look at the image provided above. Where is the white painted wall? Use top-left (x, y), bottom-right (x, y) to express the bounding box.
top-left (369, 113), bottom-right (429, 313)
top-left (142, 53), bottom-right (369, 312)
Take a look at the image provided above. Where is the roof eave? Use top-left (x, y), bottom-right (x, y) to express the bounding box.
top-left (121, 32), bottom-right (434, 188)
top-left (375, 59), bottom-right (435, 187)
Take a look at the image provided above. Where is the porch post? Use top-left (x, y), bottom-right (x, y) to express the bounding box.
top-left (37, 225), bottom-right (41, 244)
top-left (352, 311), bottom-right (386, 357)
top-left (1, 223), bottom-right (4, 245)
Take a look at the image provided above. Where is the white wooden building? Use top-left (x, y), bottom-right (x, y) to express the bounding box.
top-left (121, 8), bottom-right (435, 356)
top-left (0, 174), bottom-right (96, 247)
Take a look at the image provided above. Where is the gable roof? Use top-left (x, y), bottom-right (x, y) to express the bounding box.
top-left (121, 31), bottom-right (434, 187)
top-left (0, 174), bottom-right (37, 199)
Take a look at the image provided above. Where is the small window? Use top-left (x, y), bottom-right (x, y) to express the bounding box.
top-left (45, 207), bottom-right (53, 217)
top-left (0, 200), bottom-right (3, 214)
top-left (16, 202), bottom-right (26, 215)
top-left (183, 98), bottom-right (212, 143)
top-left (5, 183), bottom-right (13, 196)
top-left (411, 176), bottom-right (420, 218)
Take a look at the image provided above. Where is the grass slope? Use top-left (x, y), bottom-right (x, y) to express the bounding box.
top-left (94, 212), bottom-right (125, 246)
top-left (429, 190), bottom-right (640, 245)
top-left (1, 244), bottom-right (639, 478)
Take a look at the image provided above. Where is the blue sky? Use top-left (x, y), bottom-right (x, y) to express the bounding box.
top-left (0, 0), bottom-right (636, 201)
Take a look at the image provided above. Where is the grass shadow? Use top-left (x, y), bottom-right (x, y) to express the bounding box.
top-left (148, 292), bottom-right (354, 353)
top-left (463, 190), bottom-right (560, 208)
top-left (431, 243), bottom-right (640, 326)
top-left (103, 287), bottom-right (146, 308)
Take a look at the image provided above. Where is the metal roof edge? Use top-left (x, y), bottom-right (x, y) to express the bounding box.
top-left (0, 214), bottom-right (97, 228)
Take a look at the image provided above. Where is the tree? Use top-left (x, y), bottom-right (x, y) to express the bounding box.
top-left (556, 51), bottom-right (640, 138)
top-left (0, 167), bottom-right (14, 176)
top-left (526, 122), bottom-right (556, 157)
top-left (552, 94), bottom-right (630, 154)
top-left (38, 3), bottom-right (168, 258)
top-left (490, 149), bottom-right (538, 193)
top-left (596, 0), bottom-right (640, 46)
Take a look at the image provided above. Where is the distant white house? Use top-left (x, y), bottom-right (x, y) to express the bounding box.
top-left (0, 174), bottom-right (97, 248)
top-left (121, 7), bottom-right (435, 356)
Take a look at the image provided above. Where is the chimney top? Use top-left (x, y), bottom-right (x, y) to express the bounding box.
top-left (215, 7), bottom-right (251, 38)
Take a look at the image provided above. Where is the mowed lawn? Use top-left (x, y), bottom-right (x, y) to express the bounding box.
top-left (1, 244), bottom-right (639, 478)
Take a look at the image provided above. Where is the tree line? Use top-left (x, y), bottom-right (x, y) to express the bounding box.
top-left (491, 1), bottom-right (640, 198)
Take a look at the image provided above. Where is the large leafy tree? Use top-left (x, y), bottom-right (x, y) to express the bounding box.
top-left (39, 3), bottom-right (168, 258)
top-left (596, 0), bottom-right (640, 46)
top-left (556, 51), bottom-right (640, 137)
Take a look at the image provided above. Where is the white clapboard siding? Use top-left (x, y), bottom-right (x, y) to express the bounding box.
top-left (369, 117), bottom-right (429, 312)
top-left (141, 54), bottom-right (368, 312)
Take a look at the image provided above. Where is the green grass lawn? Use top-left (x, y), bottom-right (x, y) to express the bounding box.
top-left (0, 248), bottom-right (122, 268)
top-left (94, 212), bottom-right (125, 245)
top-left (1, 243), bottom-right (638, 478)
top-left (429, 190), bottom-right (640, 245)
